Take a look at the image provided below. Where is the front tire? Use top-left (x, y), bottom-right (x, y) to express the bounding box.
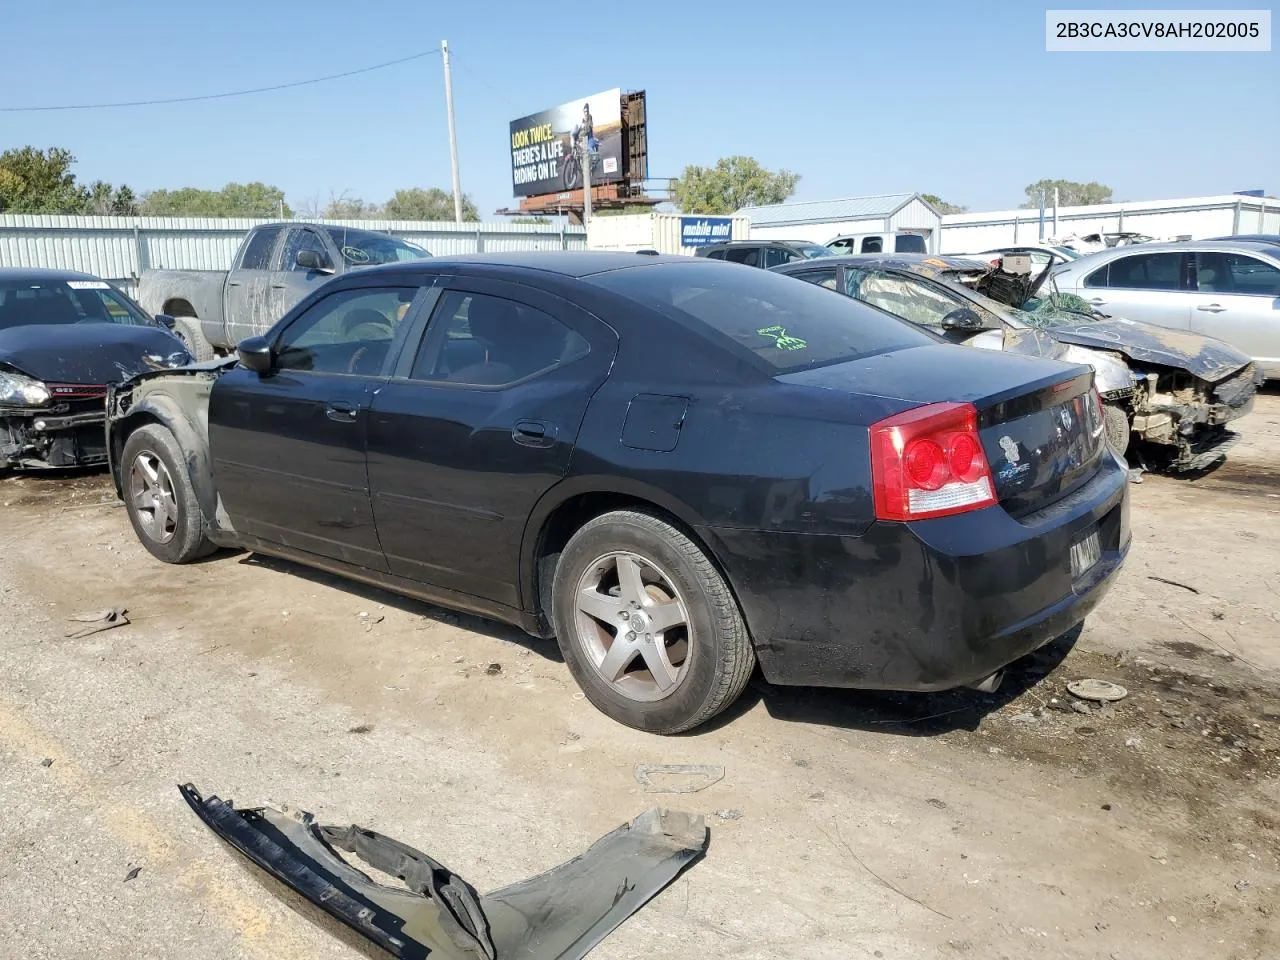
top-left (121, 424), bottom-right (215, 564)
top-left (1103, 403), bottom-right (1131, 456)
top-left (173, 317), bottom-right (216, 362)
top-left (552, 510), bottom-right (755, 734)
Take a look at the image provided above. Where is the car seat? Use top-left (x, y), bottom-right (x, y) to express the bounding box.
top-left (446, 298), bottom-right (564, 385)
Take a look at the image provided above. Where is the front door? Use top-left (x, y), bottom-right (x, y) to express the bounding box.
top-left (274, 227), bottom-right (336, 324)
top-left (1187, 250), bottom-right (1280, 375)
top-left (224, 224), bottom-right (286, 347)
top-left (366, 278), bottom-right (617, 606)
top-left (209, 283), bottom-right (426, 571)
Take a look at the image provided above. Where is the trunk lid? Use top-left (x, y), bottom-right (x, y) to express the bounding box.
top-left (778, 343), bottom-right (1107, 516)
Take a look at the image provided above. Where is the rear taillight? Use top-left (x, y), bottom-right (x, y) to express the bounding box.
top-left (871, 402), bottom-right (997, 521)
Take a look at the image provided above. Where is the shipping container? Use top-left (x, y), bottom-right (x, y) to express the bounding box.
top-left (587, 213), bottom-right (750, 255)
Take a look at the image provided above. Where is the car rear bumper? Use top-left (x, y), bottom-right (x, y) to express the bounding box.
top-left (705, 450), bottom-right (1130, 691)
top-left (0, 409), bottom-right (108, 469)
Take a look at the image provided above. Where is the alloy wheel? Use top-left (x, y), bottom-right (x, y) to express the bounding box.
top-left (129, 451), bottom-right (178, 544)
top-left (574, 552), bottom-right (692, 702)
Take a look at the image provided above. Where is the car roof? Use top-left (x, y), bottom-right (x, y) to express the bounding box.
top-left (343, 250), bottom-right (697, 279)
top-left (774, 253), bottom-right (991, 278)
top-left (1058, 239), bottom-right (1280, 267)
top-left (0, 267), bottom-right (108, 283)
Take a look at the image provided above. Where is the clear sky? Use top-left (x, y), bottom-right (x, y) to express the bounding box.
top-left (2, 0), bottom-right (1275, 215)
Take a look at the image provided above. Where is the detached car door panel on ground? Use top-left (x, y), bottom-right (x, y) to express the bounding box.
top-left (210, 284), bottom-right (426, 571)
top-left (367, 280), bottom-right (616, 606)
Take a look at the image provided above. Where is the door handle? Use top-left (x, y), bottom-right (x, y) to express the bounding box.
top-left (325, 401), bottom-right (360, 423)
top-left (270, 283), bottom-right (286, 289)
top-left (1196, 303), bottom-right (1226, 313)
top-left (512, 419), bottom-right (556, 448)
top-left (227, 281), bottom-right (242, 287)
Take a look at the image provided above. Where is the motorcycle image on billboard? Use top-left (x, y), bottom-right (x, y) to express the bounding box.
top-left (509, 88), bottom-right (624, 197)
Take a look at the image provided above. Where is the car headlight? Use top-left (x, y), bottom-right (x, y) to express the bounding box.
top-left (0, 370), bottom-right (51, 406)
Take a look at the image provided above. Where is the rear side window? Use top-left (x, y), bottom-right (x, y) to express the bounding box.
top-left (590, 261), bottom-right (932, 374)
top-left (724, 247), bottom-right (760, 267)
top-left (894, 235), bottom-right (926, 254)
top-left (791, 267), bottom-right (839, 290)
top-left (1194, 252), bottom-right (1280, 297)
top-left (1102, 252), bottom-right (1183, 291)
top-left (703, 249), bottom-right (726, 260)
top-left (860, 236), bottom-right (883, 253)
top-left (238, 226), bottom-right (284, 270)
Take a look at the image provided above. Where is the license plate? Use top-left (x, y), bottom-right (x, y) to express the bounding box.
top-left (1070, 530), bottom-right (1102, 578)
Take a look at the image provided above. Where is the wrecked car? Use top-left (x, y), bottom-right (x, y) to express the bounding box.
top-left (0, 268), bottom-right (190, 471)
top-left (108, 253), bottom-right (1130, 734)
top-left (773, 254), bottom-right (1261, 470)
top-left (180, 782), bottom-right (707, 959)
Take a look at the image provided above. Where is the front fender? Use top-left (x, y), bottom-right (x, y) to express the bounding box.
top-left (1062, 345), bottom-right (1134, 396)
top-left (108, 388), bottom-right (219, 530)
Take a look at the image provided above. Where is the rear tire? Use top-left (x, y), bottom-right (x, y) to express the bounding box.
top-left (173, 317), bottom-right (216, 362)
top-left (552, 510), bottom-right (755, 734)
top-left (121, 424), bottom-right (216, 564)
top-left (1103, 403), bottom-right (1130, 456)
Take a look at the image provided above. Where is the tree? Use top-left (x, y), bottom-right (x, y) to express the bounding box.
top-left (84, 181), bottom-right (138, 216)
top-left (921, 193), bottom-right (967, 215)
top-left (670, 156), bottom-right (799, 214)
top-left (382, 187), bottom-right (479, 221)
top-left (321, 195), bottom-right (381, 219)
top-left (0, 146), bottom-right (136, 214)
top-left (1021, 179), bottom-right (1113, 209)
top-left (139, 182), bottom-right (292, 217)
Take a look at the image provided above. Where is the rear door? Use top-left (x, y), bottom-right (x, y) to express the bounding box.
top-left (1077, 251), bottom-right (1191, 329)
top-left (366, 277), bottom-right (618, 605)
top-left (224, 225), bottom-right (286, 347)
top-left (209, 282), bottom-right (427, 570)
top-left (1187, 250), bottom-right (1280, 374)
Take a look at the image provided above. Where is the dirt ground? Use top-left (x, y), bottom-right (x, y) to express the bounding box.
top-left (1, 391), bottom-right (1277, 960)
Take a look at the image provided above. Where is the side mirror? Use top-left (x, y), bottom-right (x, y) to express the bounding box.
top-left (155, 313), bottom-right (177, 330)
top-left (237, 336), bottom-right (273, 373)
top-left (941, 307), bottom-right (984, 331)
top-left (296, 249), bottom-right (334, 273)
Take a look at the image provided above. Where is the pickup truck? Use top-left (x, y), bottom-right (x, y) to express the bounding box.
top-left (136, 222), bottom-right (430, 359)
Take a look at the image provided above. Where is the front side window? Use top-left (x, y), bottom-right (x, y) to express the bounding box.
top-left (590, 261), bottom-right (930, 374)
top-left (410, 291), bottom-right (588, 386)
top-left (274, 286), bottom-right (419, 375)
top-left (791, 267), bottom-right (839, 290)
top-left (828, 238), bottom-right (855, 255)
top-left (0, 278), bottom-right (152, 330)
top-left (1104, 252), bottom-right (1183, 291)
top-left (281, 229), bottom-right (331, 272)
top-left (763, 247), bottom-right (798, 268)
top-left (850, 270), bottom-right (968, 328)
top-left (239, 226), bottom-right (284, 270)
top-left (1195, 252), bottom-right (1280, 297)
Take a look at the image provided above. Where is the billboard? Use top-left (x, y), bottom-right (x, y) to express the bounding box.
top-left (679, 217), bottom-right (734, 247)
top-left (510, 89), bottom-right (624, 198)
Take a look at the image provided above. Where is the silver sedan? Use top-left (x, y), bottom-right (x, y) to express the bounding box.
top-left (1052, 240), bottom-right (1280, 379)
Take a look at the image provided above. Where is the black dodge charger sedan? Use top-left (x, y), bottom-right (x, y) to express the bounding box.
top-left (106, 253), bottom-right (1130, 733)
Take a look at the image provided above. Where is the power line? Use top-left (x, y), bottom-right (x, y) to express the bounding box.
top-left (0, 49), bottom-right (439, 113)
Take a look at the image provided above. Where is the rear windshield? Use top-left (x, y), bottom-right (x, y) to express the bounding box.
top-left (894, 235), bottom-right (927, 253)
top-left (590, 261), bottom-right (932, 374)
top-left (0, 277), bottom-right (152, 330)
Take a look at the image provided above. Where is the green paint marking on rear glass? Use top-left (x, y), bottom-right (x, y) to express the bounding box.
top-left (756, 325), bottom-right (808, 351)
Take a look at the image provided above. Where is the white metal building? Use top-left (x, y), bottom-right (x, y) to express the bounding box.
top-left (0, 215), bottom-right (586, 298)
top-left (738, 193), bottom-right (944, 250)
top-left (938, 194), bottom-right (1280, 253)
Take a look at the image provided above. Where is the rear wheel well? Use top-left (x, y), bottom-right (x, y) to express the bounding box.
top-left (532, 493), bottom-right (731, 634)
top-left (163, 298), bottom-right (197, 318)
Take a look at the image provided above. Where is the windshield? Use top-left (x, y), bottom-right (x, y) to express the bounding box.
top-left (591, 261), bottom-right (932, 374)
top-left (0, 277), bottom-right (153, 330)
top-left (322, 228), bottom-right (430, 266)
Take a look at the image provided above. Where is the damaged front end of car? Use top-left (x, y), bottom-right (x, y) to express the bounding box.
top-left (180, 783), bottom-right (707, 960)
top-left (1, 349), bottom-right (191, 472)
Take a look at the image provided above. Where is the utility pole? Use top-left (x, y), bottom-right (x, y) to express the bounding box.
top-left (441, 40), bottom-right (464, 223)
top-left (581, 137), bottom-right (592, 228)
